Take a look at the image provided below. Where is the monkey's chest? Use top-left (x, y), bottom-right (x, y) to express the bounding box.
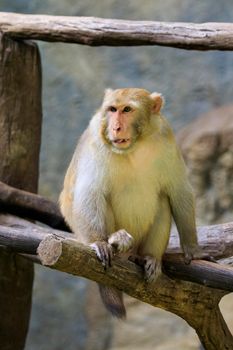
top-left (110, 175), bottom-right (159, 239)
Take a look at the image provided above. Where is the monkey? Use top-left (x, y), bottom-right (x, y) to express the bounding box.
top-left (59, 88), bottom-right (208, 319)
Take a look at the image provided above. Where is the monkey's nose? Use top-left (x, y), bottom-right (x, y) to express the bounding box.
top-left (113, 125), bottom-right (121, 133)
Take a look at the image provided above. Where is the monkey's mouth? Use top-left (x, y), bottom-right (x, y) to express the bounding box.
top-left (112, 138), bottom-right (131, 147)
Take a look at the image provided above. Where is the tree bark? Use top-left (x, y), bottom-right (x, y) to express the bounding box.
top-left (1, 214), bottom-right (233, 290)
top-left (0, 12), bottom-right (233, 50)
top-left (196, 305), bottom-right (233, 350)
top-left (0, 34), bottom-right (42, 350)
top-left (0, 216), bottom-right (232, 349)
top-left (0, 181), bottom-right (69, 231)
top-left (36, 234), bottom-right (233, 349)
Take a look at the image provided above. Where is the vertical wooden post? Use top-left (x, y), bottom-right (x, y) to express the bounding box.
top-left (0, 34), bottom-right (42, 349)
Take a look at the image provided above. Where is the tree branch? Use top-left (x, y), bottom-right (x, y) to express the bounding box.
top-left (36, 233), bottom-right (233, 349)
top-left (0, 181), bottom-right (69, 231)
top-left (1, 214), bottom-right (233, 348)
top-left (1, 181), bottom-right (233, 260)
top-left (1, 12), bottom-right (233, 50)
top-left (0, 215), bottom-right (233, 292)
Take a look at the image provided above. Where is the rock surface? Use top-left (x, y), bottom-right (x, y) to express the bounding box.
top-left (177, 104), bottom-right (233, 224)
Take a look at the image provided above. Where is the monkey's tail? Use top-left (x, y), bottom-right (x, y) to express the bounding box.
top-left (98, 284), bottom-right (126, 319)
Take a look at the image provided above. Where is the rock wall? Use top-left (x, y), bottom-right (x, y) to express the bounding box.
top-left (177, 105), bottom-right (233, 224)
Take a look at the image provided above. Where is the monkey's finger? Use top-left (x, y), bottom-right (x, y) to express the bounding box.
top-left (107, 245), bottom-right (113, 267)
top-left (99, 244), bottom-right (110, 269)
top-left (102, 244), bottom-right (113, 269)
top-left (144, 256), bottom-right (157, 283)
top-left (90, 242), bottom-right (111, 268)
top-left (90, 242), bottom-right (103, 262)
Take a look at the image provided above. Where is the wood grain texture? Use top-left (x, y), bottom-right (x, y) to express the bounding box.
top-left (0, 215), bottom-right (232, 291)
top-left (0, 12), bottom-right (233, 50)
top-left (0, 181), bottom-right (69, 231)
top-left (0, 34), bottom-right (42, 350)
top-left (36, 234), bottom-right (233, 349)
top-left (1, 215), bottom-right (233, 348)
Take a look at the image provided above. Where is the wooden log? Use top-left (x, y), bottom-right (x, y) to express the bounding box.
top-left (36, 235), bottom-right (233, 349)
top-left (1, 216), bottom-right (233, 349)
top-left (0, 214), bottom-right (72, 254)
top-left (0, 216), bottom-right (233, 292)
top-left (0, 12), bottom-right (233, 50)
top-left (0, 181), bottom-right (69, 231)
top-left (0, 34), bottom-right (42, 350)
top-left (0, 181), bottom-right (233, 260)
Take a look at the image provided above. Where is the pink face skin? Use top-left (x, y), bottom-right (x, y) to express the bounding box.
top-left (106, 105), bottom-right (136, 150)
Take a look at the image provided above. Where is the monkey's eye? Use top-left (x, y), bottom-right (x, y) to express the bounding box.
top-left (123, 106), bottom-right (132, 113)
top-left (109, 106), bottom-right (117, 113)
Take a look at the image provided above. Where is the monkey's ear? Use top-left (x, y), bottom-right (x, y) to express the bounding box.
top-left (104, 88), bottom-right (114, 97)
top-left (150, 92), bottom-right (164, 114)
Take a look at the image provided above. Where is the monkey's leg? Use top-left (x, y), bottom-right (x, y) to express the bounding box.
top-left (88, 206), bottom-right (115, 269)
top-left (140, 198), bottom-right (172, 283)
top-left (108, 229), bottom-right (134, 254)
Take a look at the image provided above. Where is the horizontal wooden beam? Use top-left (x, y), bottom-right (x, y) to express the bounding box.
top-left (1, 12), bottom-right (233, 50)
top-left (0, 215), bottom-right (233, 292)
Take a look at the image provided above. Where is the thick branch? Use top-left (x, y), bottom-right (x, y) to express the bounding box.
top-left (1, 12), bottom-right (233, 50)
top-left (0, 216), bottom-right (233, 292)
top-left (1, 216), bottom-right (233, 348)
top-left (1, 182), bottom-right (233, 260)
top-left (0, 181), bottom-right (69, 231)
top-left (37, 235), bottom-right (233, 349)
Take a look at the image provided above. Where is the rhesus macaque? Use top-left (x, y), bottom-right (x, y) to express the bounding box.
top-left (60, 88), bottom-right (207, 318)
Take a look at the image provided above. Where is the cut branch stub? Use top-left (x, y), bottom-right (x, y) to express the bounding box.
top-left (37, 235), bottom-right (63, 265)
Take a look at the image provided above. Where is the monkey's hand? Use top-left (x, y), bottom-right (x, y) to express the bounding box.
top-left (108, 229), bottom-right (134, 254)
top-left (90, 241), bottom-right (113, 269)
top-left (183, 245), bottom-right (215, 265)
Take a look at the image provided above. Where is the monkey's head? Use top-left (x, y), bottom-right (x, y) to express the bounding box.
top-left (100, 88), bottom-right (164, 153)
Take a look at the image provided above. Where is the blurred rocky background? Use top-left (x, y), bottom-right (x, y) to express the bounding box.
top-left (177, 105), bottom-right (233, 225)
top-left (0, 0), bottom-right (232, 349)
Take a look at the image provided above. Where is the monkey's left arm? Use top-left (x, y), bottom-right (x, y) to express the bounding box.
top-left (168, 152), bottom-right (210, 264)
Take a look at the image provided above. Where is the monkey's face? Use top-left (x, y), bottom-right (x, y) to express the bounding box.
top-left (101, 88), bottom-right (164, 154)
top-left (105, 104), bottom-right (140, 151)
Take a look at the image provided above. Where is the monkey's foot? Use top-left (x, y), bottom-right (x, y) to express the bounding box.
top-left (183, 246), bottom-right (215, 265)
top-left (90, 241), bottom-right (113, 269)
top-left (108, 229), bottom-right (134, 254)
top-left (144, 256), bottom-right (161, 283)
